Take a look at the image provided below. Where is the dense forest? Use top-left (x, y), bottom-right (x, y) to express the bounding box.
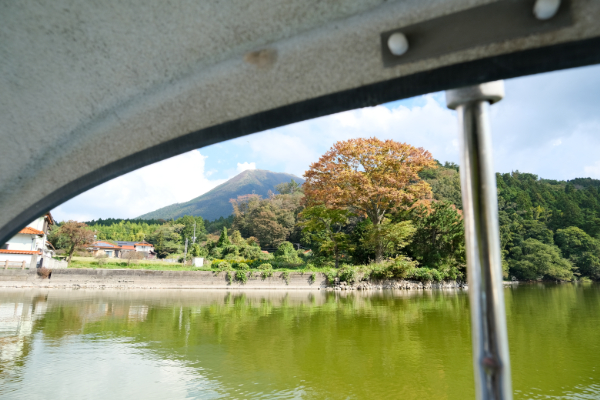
top-left (423, 163), bottom-right (600, 281)
top-left (53, 139), bottom-right (600, 282)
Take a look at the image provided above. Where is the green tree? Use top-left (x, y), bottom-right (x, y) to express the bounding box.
top-left (348, 219), bottom-right (376, 264)
top-left (231, 192), bottom-right (302, 247)
top-left (275, 179), bottom-right (301, 195)
top-left (229, 230), bottom-right (246, 246)
top-left (274, 241), bottom-right (301, 265)
top-left (299, 205), bottom-right (354, 268)
top-left (362, 218), bottom-right (415, 260)
top-left (247, 204), bottom-right (289, 248)
top-left (509, 238), bottom-right (574, 281)
top-left (189, 243), bottom-right (208, 258)
top-left (555, 226), bottom-right (600, 280)
top-left (405, 201), bottom-right (466, 277)
top-left (217, 227), bottom-right (231, 247)
top-left (147, 223), bottom-right (184, 258)
top-left (175, 215), bottom-right (206, 245)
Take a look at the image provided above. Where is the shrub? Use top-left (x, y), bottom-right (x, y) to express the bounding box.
top-left (324, 269), bottom-right (337, 285)
top-left (225, 271), bottom-right (233, 284)
top-left (369, 257), bottom-right (418, 280)
top-left (258, 263), bottom-right (273, 279)
top-left (275, 241), bottom-right (295, 257)
top-left (210, 247), bottom-right (224, 259)
top-left (410, 268), bottom-right (432, 282)
top-left (240, 245), bottom-right (263, 260)
top-left (235, 270), bottom-right (248, 284)
top-left (216, 261), bottom-right (232, 271)
top-left (281, 271), bottom-right (290, 285)
top-left (309, 272), bottom-right (316, 284)
top-left (224, 253), bottom-right (239, 261)
top-left (223, 244), bottom-right (240, 257)
top-left (274, 242), bottom-right (302, 265)
top-left (338, 265), bottom-right (358, 284)
top-left (430, 269), bottom-right (443, 282)
top-left (259, 252), bottom-right (274, 261)
top-left (236, 262), bottom-right (250, 270)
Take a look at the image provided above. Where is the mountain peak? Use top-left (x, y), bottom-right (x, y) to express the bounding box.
top-left (137, 170), bottom-right (304, 220)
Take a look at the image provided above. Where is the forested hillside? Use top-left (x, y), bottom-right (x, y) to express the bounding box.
top-left (422, 163), bottom-right (600, 280)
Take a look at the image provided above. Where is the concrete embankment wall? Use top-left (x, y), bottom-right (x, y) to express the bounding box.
top-left (0, 269), bottom-right (466, 290)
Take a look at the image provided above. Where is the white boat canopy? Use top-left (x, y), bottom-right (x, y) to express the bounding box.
top-left (1, 0), bottom-right (599, 243)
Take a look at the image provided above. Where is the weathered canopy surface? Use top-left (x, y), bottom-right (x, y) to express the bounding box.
top-left (1, 0), bottom-right (599, 243)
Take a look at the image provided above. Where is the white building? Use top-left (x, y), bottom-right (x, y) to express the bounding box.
top-left (0, 213), bottom-right (55, 268)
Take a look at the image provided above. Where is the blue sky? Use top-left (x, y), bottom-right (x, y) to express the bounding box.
top-left (52, 64), bottom-right (600, 222)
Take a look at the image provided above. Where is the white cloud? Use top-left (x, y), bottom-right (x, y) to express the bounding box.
top-left (584, 162), bottom-right (600, 179)
top-left (236, 162), bottom-right (256, 173)
top-left (229, 94), bottom-right (459, 177)
top-left (489, 64), bottom-right (600, 179)
top-left (52, 64), bottom-right (600, 221)
top-left (52, 150), bottom-right (225, 221)
top-left (234, 64), bottom-right (600, 182)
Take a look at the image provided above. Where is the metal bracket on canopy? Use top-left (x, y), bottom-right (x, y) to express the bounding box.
top-left (381, 0), bottom-right (572, 68)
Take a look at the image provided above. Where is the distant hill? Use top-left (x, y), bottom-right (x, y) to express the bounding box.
top-left (137, 169), bottom-right (305, 221)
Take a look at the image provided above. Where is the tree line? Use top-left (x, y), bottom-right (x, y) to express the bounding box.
top-left (49, 137), bottom-right (600, 281)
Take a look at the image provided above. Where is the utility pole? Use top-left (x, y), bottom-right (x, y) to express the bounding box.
top-left (183, 238), bottom-right (188, 266)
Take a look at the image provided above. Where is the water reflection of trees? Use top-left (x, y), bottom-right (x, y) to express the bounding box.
top-left (22, 290), bottom-right (474, 398)
top-left (0, 285), bottom-right (598, 399)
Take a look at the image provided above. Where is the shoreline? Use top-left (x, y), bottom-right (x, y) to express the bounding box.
top-left (0, 268), bottom-right (482, 291)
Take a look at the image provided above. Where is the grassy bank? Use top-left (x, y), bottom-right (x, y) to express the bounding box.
top-left (68, 257), bottom-right (203, 271)
top-left (65, 256), bottom-right (464, 285)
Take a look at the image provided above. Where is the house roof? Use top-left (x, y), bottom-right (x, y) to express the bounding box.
top-left (0, 249), bottom-right (41, 255)
top-left (45, 213), bottom-right (55, 225)
top-left (115, 241), bottom-right (153, 247)
top-left (18, 227), bottom-right (45, 235)
top-left (89, 241), bottom-right (121, 249)
top-left (121, 245), bottom-right (135, 250)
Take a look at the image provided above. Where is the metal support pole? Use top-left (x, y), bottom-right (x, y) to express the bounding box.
top-left (446, 81), bottom-right (512, 400)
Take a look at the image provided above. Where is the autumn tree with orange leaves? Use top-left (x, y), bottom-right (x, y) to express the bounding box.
top-left (303, 138), bottom-right (436, 262)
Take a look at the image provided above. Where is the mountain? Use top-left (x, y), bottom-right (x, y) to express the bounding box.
top-left (137, 169), bottom-right (305, 221)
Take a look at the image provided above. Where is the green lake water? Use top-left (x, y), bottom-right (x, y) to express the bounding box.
top-left (0, 284), bottom-right (598, 399)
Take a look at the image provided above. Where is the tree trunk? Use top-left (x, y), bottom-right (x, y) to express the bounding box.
top-left (366, 209), bottom-right (385, 263)
top-left (334, 243), bottom-right (339, 269)
top-left (375, 239), bottom-right (383, 263)
top-left (67, 245), bottom-right (76, 265)
top-left (373, 222), bottom-right (384, 263)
